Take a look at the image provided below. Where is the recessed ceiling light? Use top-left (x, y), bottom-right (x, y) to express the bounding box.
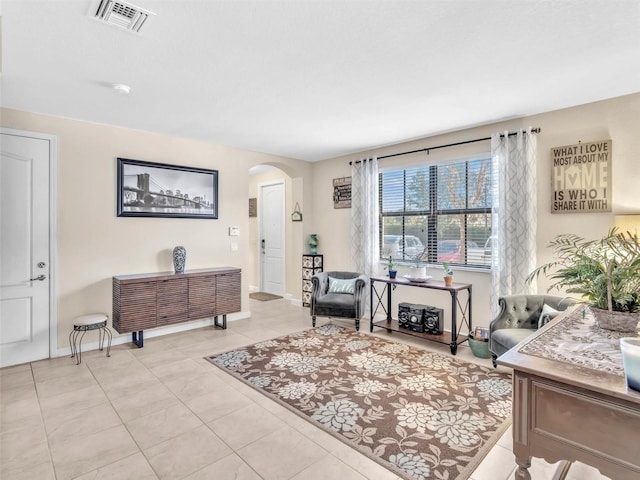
top-left (112, 83), bottom-right (131, 94)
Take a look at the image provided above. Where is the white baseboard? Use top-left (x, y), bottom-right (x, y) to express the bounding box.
top-left (54, 311), bottom-right (250, 358)
top-left (286, 293), bottom-right (303, 307)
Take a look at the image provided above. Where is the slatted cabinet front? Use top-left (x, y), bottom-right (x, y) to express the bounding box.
top-left (113, 267), bottom-right (241, 335)
top-left (216, 271), bottom-right (241, 315)
top-left (188, 275), bottom-right (216, 319)
top-left (157, 277), bottom-right (189, 326)
top-left (113, 280), bottom-right (157, 333)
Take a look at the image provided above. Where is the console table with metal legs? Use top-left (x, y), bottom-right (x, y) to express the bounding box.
top-left (369, 276), bottom-right (472, 355)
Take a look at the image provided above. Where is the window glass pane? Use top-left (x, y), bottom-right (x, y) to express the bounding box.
top-left (404, 166), bottom-right (429, 212)
top-left (381, 171), bottom-right (405, 213)
top-left (404, 216), bottom-right (428, 263)
top-left (382, 217), bottom-right (403, 260)
top-left (468, 158), bottom-right (492, 208)
top-left (381, 216), bottom-right (428, 262)
top-left (467, 213), bottom-right (492, 266)
top-left (437, 215), bottom-right (463, 263)
top-left (437, 163), bottom-right (466, 210)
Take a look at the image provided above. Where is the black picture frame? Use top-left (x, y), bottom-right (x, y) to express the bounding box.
top-left (117, 157), bottom-right (218, 219)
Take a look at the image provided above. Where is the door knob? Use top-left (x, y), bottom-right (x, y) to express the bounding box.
top-left (29, 275), bottom-right (46, 281)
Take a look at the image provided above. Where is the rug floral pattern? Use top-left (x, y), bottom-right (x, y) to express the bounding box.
top-left (208, 325), bottom-right (512, 480)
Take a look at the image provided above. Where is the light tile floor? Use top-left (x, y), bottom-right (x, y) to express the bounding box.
top-left (0, 299), bottom-right (609, 480)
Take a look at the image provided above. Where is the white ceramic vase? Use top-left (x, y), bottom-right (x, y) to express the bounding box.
top-left (408, 266), bottom-right (427, 279)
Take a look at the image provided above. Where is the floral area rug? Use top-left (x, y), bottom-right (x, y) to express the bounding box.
top-left (206, 324), bottom-right (512, 480)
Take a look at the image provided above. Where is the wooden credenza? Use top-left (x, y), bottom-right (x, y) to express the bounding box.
top-left (113, 267), bottom-right (241, 347)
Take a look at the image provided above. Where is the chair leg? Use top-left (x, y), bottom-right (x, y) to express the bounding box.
top-left (491, 353), bottom-right (498, 368)
top-left (312, 315), bottom-right (316, 327)
top-left (355, 318), bottom-right (360, 331)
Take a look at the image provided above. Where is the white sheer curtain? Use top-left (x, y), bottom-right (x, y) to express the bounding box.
top-left (351, 157), bottom-right (379, 276)
top-left (490, 128), bottom-right (537, 314)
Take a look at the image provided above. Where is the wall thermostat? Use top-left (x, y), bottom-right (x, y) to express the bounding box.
top-left (229, 227), bottom-right (240, 236)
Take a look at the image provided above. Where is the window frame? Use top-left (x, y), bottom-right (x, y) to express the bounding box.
top-left (379, 156), bottom-right (492, 268)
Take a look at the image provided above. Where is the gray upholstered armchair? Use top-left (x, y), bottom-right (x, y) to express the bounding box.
top-left (489, 294), bottom-right (576, 367)
top-left (311, 271), bottom-right (368, 331)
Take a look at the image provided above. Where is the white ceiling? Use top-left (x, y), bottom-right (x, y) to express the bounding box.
top-left (2, 1), bottom-right (639, 161)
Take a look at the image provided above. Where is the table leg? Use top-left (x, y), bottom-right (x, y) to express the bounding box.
top-left (553, 461), bottom-right (573, 480)
top-left (450, 291), bottom-right (458, 355)
top-left (468, 286), bottom-right (472, 333)
top-left (514, 457), bottom-right (532, 480)
top-left (214, 315), bottom-right (227, 329)
top-left (386, 283), bottom-right (393, 332)
top-left (369, 281), bottom-right (374, 332)
top-left (132, 330), bottom-right (144, 348)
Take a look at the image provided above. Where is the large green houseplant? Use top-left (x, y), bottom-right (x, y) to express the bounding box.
top-left (527, 228), bottom-right (640, 331)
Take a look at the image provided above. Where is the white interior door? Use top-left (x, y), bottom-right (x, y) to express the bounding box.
top-left (0, 131), bottom-right (52, 367)
top-left (260, 182), bottom-right (285, 296)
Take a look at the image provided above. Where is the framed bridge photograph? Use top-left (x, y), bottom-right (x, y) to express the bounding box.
top-left (116, 158), bottom-right (218, 219)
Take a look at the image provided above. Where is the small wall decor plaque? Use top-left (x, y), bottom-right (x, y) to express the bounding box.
top-left (333, 176), bottom-right (351, 209)
top-left (291, 202), bottom-right (303, 222)
top-left (248, 198), bottom-right (257, 217)
top-left (550, 140), bottom-right (612, 214)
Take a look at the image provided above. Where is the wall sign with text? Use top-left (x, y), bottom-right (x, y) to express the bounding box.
top-left (333, 176), bottom-right (351, 209)
top-left (551, 140), bottom-right (612, 214)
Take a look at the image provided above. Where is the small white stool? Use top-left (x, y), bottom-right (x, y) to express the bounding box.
top-left (69, 313), bottom-right (112, 365)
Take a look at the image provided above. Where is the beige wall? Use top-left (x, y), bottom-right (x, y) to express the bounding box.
top-left (311, 93), bottom-right (640, 327)
top-left (2, 92), bottom-right (638, 353)
top-left (1, 108), bottom-right (311, 352)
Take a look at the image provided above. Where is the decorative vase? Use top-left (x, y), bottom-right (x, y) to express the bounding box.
top-left (389, 270), bottom-right (397, 279)
top-left (308, 234), bottom-right (318, 255)
top-left (408, 266), bottom-right (427, 280)
top-left (173, 246), bottom-right (186, 274)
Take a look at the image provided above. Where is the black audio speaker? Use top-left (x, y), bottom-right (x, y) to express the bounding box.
top-left (423, 306), bottom-right (443, 335)
top-left (398, 303), bottom-right (425, 333)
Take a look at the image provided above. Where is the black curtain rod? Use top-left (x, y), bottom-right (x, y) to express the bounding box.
top-left (349, 127), bottom-right (540, 164)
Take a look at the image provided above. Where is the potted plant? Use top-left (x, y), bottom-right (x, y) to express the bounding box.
top-left (527, 228), bottom-right (640, 331)
top-left (408, 246), bottom-right (429, 280)
top-left (442, 262), bottom-right (454, 286)
top-left (386, 256), bottom-right (398, 279)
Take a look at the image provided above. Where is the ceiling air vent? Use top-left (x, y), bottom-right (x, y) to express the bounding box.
top-left (93, 0), bottom-right (154, 33)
